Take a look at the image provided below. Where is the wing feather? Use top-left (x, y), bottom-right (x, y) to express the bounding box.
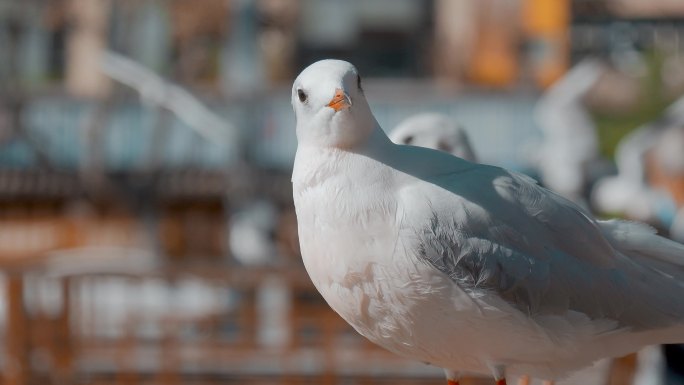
top-left (402, 161), bottom-right (684, 332)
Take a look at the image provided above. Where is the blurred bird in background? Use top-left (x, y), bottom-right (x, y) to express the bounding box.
top-left (389, 113), bottom-right (478, 162)
top-left (534, 59), bottom-right (605, 205)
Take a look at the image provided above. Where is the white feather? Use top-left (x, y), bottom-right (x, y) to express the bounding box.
top-left (389, 113), bottom-right (478, 162)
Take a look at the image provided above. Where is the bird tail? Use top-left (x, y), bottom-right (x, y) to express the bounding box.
top-left (598, 219), bottom-right (684, 269)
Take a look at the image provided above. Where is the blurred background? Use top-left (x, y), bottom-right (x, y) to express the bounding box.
top-left (0, 0), bottom-right (684, 384)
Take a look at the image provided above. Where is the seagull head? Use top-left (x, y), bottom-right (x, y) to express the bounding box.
top-left (390, 113), bottom-right (477, 162)
top-left (292, 59), bottom-right (377, 149)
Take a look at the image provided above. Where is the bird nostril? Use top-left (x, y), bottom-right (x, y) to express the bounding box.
top-left (327, 88), bottom-right (351, 112)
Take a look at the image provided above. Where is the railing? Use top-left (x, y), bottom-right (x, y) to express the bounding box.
top-left (1, 259), bottom-right (445, 385)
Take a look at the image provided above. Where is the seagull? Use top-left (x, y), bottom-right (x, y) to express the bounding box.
top-left (229, 199), bottom-right (280, 266)
top-left (534, 59), bottom-right (603, 204)
top-left (290, 59), bottom-right (684, 385)
top-left (390, 113), bottom-right (478, 162)
top-left (592, 95), bottom-right (684, 224)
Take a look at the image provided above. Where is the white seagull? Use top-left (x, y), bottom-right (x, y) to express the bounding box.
top-left (390, 113), bottom-right (478, 162)
top-left (534, 59), bottom-right (603, 204)
top-left (290, 59), bottom-right (684, 385)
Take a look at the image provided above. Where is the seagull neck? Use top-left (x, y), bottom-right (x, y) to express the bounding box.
top-left (353, 123), bottom-right (393, 156)
top-left (359, 127), bottom-right (476, 180)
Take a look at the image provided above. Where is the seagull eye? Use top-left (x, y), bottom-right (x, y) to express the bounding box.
top-left (297, 89), bottom-right (308, 103)
top-left (437, 141), bottom-right (451, 152)
top-left (403, 136), bottom-right (414, 145)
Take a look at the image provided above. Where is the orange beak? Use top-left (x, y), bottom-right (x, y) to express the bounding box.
top-left (327, 88), bottom-right (352, 112)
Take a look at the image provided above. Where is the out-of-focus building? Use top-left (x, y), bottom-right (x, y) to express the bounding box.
top-left (606, 0), bottom-right (684, 18)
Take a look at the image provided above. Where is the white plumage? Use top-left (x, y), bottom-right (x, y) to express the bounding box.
top-left (534, 59), bottom-right (603, 204)
top-left (290, 59), bottom-right (684, 384)
top-left (229, 199), bottom-right (279, 266)
top-left (592, 96), bottom-right (684, 252)
top-left (389, 113), bottom-right (478, 162)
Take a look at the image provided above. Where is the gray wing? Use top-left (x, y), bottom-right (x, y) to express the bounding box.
top-left (410, 166), bottom-right (684, 331)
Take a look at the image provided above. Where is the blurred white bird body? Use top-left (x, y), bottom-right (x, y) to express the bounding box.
top-left (672, 208), bottom-right (684, 244)
top-left (229, 199), bottom-right (279, 266)
top-left (593, 95), bottom-right (684, 225)
top-left (535, 59), bottom-right (603, 203)
top-left (291, 60), bottom-right (684, 383)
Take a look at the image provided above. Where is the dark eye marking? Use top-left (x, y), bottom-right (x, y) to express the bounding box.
top-left (297, 89), bottom-right (308, 103)
top-left (437, 141), bottom-right (451, 152)
top-left (403, 135), bottom-right (414, 145)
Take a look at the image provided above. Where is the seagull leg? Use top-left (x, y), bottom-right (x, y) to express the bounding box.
top-left (517, 375), bottom-right (530, 385)
top-left (444, 369), bottom-right (461, 385)
top-left (488, 364), bottom-right (507, 385)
